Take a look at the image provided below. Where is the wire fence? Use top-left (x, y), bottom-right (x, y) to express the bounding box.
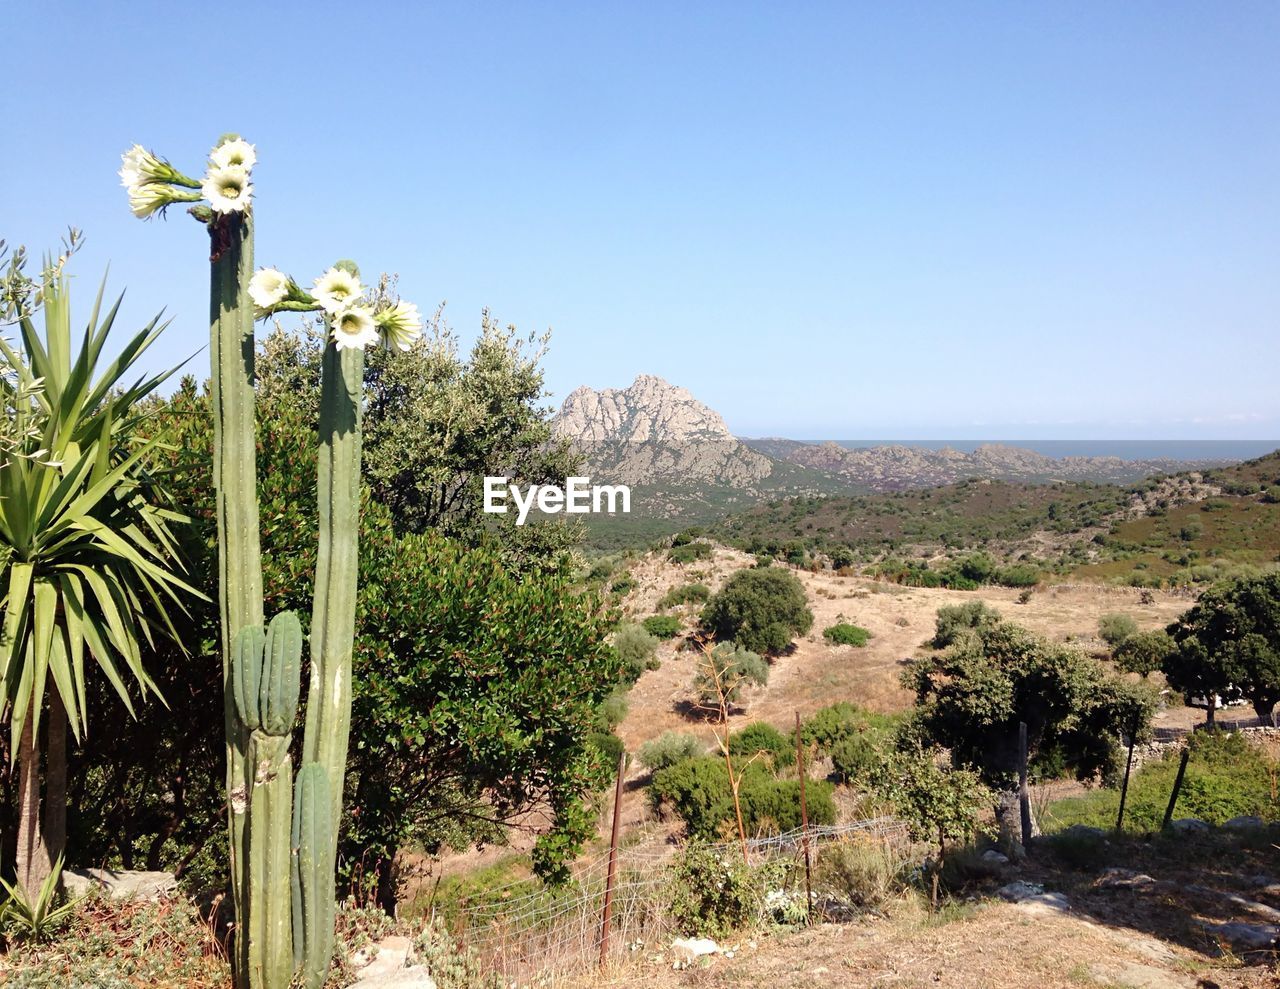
top-left (425, 817), bottom-right (908, 981)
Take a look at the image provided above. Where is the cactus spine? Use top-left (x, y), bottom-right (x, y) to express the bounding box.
top-left (207, 155), bottom-right (264, 984)
top-left (298, 264), bottom-right (365, 984)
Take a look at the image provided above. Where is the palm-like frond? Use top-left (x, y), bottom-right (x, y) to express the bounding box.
top-left (0, 267), bottom-right (202, 752)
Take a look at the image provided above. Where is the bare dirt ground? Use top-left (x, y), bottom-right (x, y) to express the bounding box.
top-left (615, 545), bottom-right (1192, 756)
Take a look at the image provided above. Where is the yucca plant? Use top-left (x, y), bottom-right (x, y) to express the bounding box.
top-left (0, 855), bottom-right (81, 942)
top-left (0, 263), bottom-right (199, 900)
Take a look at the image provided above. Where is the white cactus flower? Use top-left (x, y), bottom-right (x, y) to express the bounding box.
top-left (202, 164), bottom-right (253, 214)
top-left (119, 144), bottom-right (176, 188)
top-left (330, 305), bottom-right (380, 352)
top-left (375, 301), bottom-right (423, 352)
top-left (312, 267), bottom-right (363, 314)
top-left (211, 138), bottom-right (257, 170)
top-left (128, 184), bottom-right (199, 220)
top-left (248, 268), bottom-right (291, 309)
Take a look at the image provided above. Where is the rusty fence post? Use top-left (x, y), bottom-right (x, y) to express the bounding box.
top-left (598, 748), bottom-right (626, 969)
top-left (795, 711), bottom-right (813, 921)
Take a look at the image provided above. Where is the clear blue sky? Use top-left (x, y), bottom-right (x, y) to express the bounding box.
top-left (5, 2), bottom-right (1277, 439)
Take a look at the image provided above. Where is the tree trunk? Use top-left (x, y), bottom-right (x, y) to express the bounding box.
top-left (43, 690), bottom-right (68, 875)
top-left (1206, 698), bottom-right (1216, 727)
top-left (15, 698), bottom-right (49, 899)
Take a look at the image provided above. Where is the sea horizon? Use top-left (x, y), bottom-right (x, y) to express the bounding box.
top-left (797, 440), bottom-right (1280, 461)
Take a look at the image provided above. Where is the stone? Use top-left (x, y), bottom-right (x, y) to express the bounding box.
top-left (1202, 921), bottom-right (1279, 950)
top-left (346, 936), bottom-right (437, 989)
top-left (1087, 961), bottom-right (1194, 988)
top-left (1223, 815), bottom-right (1266, 831)
top-left (671, 937), bottom-right (719, 961)
top-left (997, 881), bottom-right (1044, 902)
top-left (1061, 824), bottom-right (1107, 841)
top-left (1096, 868), bottom-right (1157, 890)
top-left (1014, 892), bottom-right (1072, 915)
top-left (981, 850), bottom-right (1010, 865)
top-left (1168, 817), bottom-right (1210, 835)
top-left (62, 868), bottom-right (177, 901)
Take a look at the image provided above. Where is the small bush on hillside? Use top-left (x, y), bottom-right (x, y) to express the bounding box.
top-left (659, 582), bottom-right (711, 609)
top-left (669, 541), bottom-right (714, 564)
top-left (728, 721), bottom-right (793, 767)
top-left (669, 841), bottom-right (759, 938)
top-left (828, 545), bottom-right (857, 570)
top-left (598, 686), bottom-right (629, 728)
top-left (701, 567), bottom-right (814, 654)
top-left (1098, 612), bottom-right (1139, 647)
top-left (931, 600), bottom-right (1001, 649)
top-left (610, 575), bottom-right (636, 595)
top-left (587, 558), bottom-right (616, 582)
top-left (638, 731), bottom-right (701, 772)
top-left (587, 731), bottom-right (625, 772)
top-left (798, 702), bottom-right (861, 751)
top-left (693, 641), bottom-right (768, 712)
top-left (650, 756), bottom-right (835, 839)
top-left (642, 614), bottom-right (682, 639)
top-left (613, 622), bottom-right (660, 680)
top-left (995, 564), bottom-right (1041, 588)
top-left (831, 729), bottom-right (891, 784)
top-left (824, 622), bottom-right (871, 647)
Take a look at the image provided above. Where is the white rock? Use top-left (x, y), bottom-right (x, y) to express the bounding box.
top-left (62, 868), bottom-right (177, 901)
top-left (671, 937), bottom-right (719, 961)
top-left (981, 850), bottom-right (1010, 865)
top-left (997, 881), bottom-right (1044, 902)
top-left (1223, 815), bottom-right (1266, 831)
top-left (1168, 817), bottom-right (1210, 835)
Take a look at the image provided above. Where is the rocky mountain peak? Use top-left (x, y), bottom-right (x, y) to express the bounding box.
top-left (554, 374), bottom-right (735, 445)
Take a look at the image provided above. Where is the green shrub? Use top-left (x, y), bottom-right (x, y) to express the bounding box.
top-left (1098, 612), bottom-right (1139, 647)
top-left (799, 702), bottom-right (860, 751)
top-left (995, 564), bottom-right (1041, 588)
top-left (728, 721), bottom-right (793, 767)
top-left (598, 686), bottom-right (629, 728)
top-left (613, 622), bottom-right (660, 680)
top-left (610, 575), bottom-right (636, 594)
top-left (693, 641), bottom-right (768, 710)
top-left (650, 756), bottom-right (834, 839)
top-left (828, 545), bottom-right (857, 570)
top-left (669, 841), bottom-right (759, 938)
top-left (931, 600), bottom-right (1001, 649)
top-left (1047, 730), bottom-right (1280, 832)
top-left (823, 623), bottom-right (871, 647)
top-left (638, 731), bottom-right (702, 772)
top-left (669, 541), bottom-right (714, 564)
top-left (587, 731), bottom-right (625, 772)
top-left (1114, 630), bottom-right (1174, 678)
top-left (659, 582), bottom-right (711, 609)
top-left (831, 730), bottom-right (890, 784)
top-left (587, 558), bottom-right (616, 582)
top-left (642, 614), bottom-right (683, 639)
top-left (701, 567), bottom-right (814, 654)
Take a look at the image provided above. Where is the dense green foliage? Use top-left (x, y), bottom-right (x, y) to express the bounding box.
top-left (638, 731), bottom-right (702, 773)
top-left (668, 540), bottom-right (714, 564)
top-left (1164, 572), bottom-right (1280, 720)
top-left (649, 756), bottom-right (835, 839)
top-left (658, 582), bottom-right (711, 609)
top-left (1048, 731), bottom-right (1279, 832)
top-left (612, 622), bottom-right (660, 680)
top-left (68, 330), bottom-right (617, 900)
top-left (668, 841), bottom-right (761, 938)
top-left (641, 614), bottom-right (683, 639)
top-left (1114, 630), bottom-right (1174, 678)
top-left (700, 567), bottom-right (813, 654)
top-left (1098, 612), bottom-right (1139, 647)
top-left (823, 623), bottom-right (871, 647)
top-left (727, 722), bottom-right (793, 768)
top-left (905, 617), bottom-right (1157, 788)
top-left (930, 600), bottom-right (1002, 649)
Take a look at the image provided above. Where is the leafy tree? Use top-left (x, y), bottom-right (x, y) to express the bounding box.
top-left (1114, 630), bottom-right (1174, 678)
top-left (70, 334), bottom-right (617, 906)
top-left (1098, 612), bottom-right (1139, 648)
top-left (1165, 573), bottom-right (1280, 723)
top-left (700, 567), bottom-right (813, 654)
top-left (874, 747), bottom-right (989, 907)
top-left (904, 620), bottom-right (1156, 790)
top-left (0, 267), bottom-right (194, 899)
top-left (256, 311), bottom-right (581, 571)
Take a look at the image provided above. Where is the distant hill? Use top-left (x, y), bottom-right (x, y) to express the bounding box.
top-left (741, 437), bottom-right (1239, 488)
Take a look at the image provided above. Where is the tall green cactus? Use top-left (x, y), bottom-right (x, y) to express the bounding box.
top-left (127, 136), bottom-right (420, 989)
top-left (206, 152), bottom-right (263, 984)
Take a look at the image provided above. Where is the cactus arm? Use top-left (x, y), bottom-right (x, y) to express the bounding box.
top-left (291, 763), bottom-right (335, 989)
top-left (302, 273), bottom-right (364, 834)
top-left (208, 200), bottom-right (264, 981)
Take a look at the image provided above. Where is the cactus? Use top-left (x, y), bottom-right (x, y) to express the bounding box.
top-left (206, 138), bottom-right (264, 984)
top-left (129, 138), bottom-right (420, 989)
top-left (291, 763), bottom-right (334, 989)
top-left (234, 612), bottom-right (303, 989)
